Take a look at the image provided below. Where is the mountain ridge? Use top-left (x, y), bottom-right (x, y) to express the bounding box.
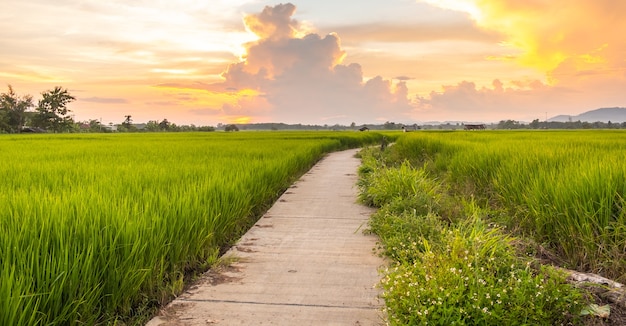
top-left (549, 107), bottom-right (626, 123)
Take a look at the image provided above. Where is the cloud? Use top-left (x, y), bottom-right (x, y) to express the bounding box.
top-left (145, 100), bottom-right (178, 106)
top-left (80, 97), bottom-right (129, 104)
top-left (424, 0), bottom-right (626, 79)
top-left (409, 0), bottom-right (626, 123)
top-left (414, 79), bottom-right (546, 122)
top-left (327, 21), bottom-right (498, 44)
top-left (243, 3), bottom-right (300, 41)
top-left (205, 3), bottom-right (413, 124)
top-left (413, 77), bottom-right (626, 123)
top-left (0, 0), bottom-right (253, 88)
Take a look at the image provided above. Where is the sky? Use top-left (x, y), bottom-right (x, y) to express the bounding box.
top-left (2, 0), bottom-right (625, 126)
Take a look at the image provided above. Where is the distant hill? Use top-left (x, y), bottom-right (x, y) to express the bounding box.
top-left (549, 107), bottom-right (626, 123)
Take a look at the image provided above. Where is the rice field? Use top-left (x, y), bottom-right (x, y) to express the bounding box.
top-left (0, 131), bottom-right (384, 325)
top-left (392, 130), bottom-right (626, 281)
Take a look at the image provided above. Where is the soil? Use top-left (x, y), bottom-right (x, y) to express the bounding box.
top-left (579, 285), bottom-right (626, 325)
top-left (200, 262), bottom-right (244, 286)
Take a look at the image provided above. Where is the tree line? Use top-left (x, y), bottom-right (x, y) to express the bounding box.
top-left (0, 85), bottom-right (216, 133)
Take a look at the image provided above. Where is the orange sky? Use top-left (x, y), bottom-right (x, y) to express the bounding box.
top-left (2, 0), bottom-right (625, 125)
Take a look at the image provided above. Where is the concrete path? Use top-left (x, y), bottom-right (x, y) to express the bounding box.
top-left (147, 148), bottom-right (385, 326)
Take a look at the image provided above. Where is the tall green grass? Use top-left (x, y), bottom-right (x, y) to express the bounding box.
top-left (0, 131), bottom-right (383, 325)
top-left (357, 146), bottom-right (583, 325)
top-left (392, 130), bottom-right (626, 281)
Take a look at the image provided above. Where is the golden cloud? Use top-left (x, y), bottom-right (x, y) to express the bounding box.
top-left (424, 0), bottom-right (626, 81)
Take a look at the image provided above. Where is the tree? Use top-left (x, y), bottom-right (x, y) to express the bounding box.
top-left (86, 119), bottom-right (104, 132)
top-left (123, 115), bottom-right (132, 127)
top-left (159, 119), bottom-right (170, 131)
top-left (145, 120), bottom-right (160, 132)
top-left (0, 85), bottom-right (34, 133)
top-left (197, 125), bottom-right (215, 132)
top-left (383, 121), bottom-right (398, 130)
top-left (529, 119), bottom-right (541, 129)
top-left (32, 86), bottom-right (76, 132)
top-left (497, 119), bottom-right (521, 129)
top-left (224, 124), bottom-right (239, 132)
top-left (118, 115), bottom-right (138, 132)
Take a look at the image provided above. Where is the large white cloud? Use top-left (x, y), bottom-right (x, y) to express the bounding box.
top-left (205, 3), bottom-right (413, 124)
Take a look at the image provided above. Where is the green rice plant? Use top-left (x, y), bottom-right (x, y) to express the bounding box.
top-left (357, 147), bottom-right (585, 324)
top-left (0, 131), bottom-right (382, 325)
top-left (358, 160), bottom-right (443, 213)
top-left (379, 130), bottom-right (626, 281)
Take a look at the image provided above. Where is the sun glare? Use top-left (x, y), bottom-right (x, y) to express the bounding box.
top-left (151, 68), bottom-right (195, 75)
top-left (420, 0), bottom-right (483, 21)
top-left (234, 116), bottom-right (252, 124)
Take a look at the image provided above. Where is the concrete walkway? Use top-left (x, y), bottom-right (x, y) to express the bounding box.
top-left (147, 148), bottom-right (385, 325)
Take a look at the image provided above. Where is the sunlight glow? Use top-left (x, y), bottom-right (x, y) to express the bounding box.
top-left (151, 68), bottom-right (196, 75)
top-left (420, 0), bottom-right (483, 21)
top-left (234, 116), bottom-right (252, 124)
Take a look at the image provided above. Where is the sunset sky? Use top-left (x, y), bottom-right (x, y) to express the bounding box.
top-left (2, 0), bottom-right (625, 126)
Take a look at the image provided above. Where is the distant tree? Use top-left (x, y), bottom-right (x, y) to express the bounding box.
top-left (224, 124), bottom-right (239, 132)
top-left (87, 119), bottom-right (104, 132)
top-left (529, 119), bottom-right (541, 129)
top-left (169, 123), bottom-right (181, 132)
top-left (123, 115), bottom-right (132, 127)
top-left (197, 125), bottom-right (215, 132)
top-left (383, 121), bottom-right (398, 130)
top-left (497, 120), bottom-right (521, 129)
top-left (159, 119), bottom-right (170, 131)
top-left (31, 86), bottom-right (75, 132)
top-left (179, 124), bottom-right (197, 132)
top-left (0, 85), bottom-right (34, 133)
top-left (145, 120), bottom-right (160, 132)
top-left (118, 115), bottom-right (138, 132)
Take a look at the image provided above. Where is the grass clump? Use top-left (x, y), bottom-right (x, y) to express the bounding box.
top-left (379, 218), bottom-right (582, 325)
top-left (358, 146), bottom-right (585, 325)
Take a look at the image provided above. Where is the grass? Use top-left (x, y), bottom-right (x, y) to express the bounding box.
top-left (390, 130), bottom-right (626, 281)
top-left (357, 137), bottom-right (597, 325)
top-left (0, 131), bottom-right (386, 325)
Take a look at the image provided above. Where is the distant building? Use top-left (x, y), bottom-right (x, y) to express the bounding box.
top-left (21, 126), bottom-right (46, 133)
top-left (103, 124), bottom-right (117, 132)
